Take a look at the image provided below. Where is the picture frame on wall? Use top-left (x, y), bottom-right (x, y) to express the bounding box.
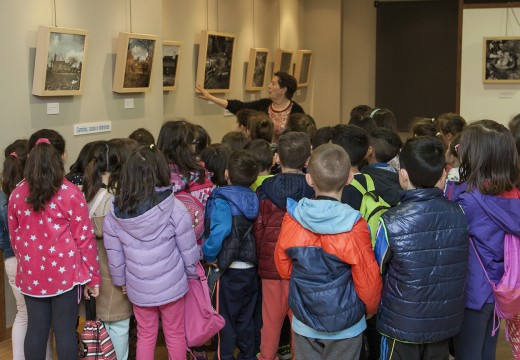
top-left (196, 30), bottom-right (237, 93)
top-left (32, 26), bottom-right (89, 96)
top-left (273, 49), bottom-right (293, 75)
top-left (163, 40), bottom-right (181, 91)
top-left (113, 32), bottom-right (158, 93)
top-left (245, 48), bottom-right (270, 91)
top-left (294, 50), bottom-right (313, 88)
top-left (483, 37), bottom-right (520, 84)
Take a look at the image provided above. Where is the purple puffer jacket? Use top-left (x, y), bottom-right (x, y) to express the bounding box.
top-left (103, 194), bottom-right (199, 307)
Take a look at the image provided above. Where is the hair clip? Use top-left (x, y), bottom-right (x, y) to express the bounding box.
top-left (149, 144), bottom-right (155, 150)
top-left (454, 144), bottom-right (460, 153)
top-left (9, 152), bottom-right (18, 158)
top-left (369, 108), bottom-right (380, 118)
top-left (35, 138), bottom-right (51, 145)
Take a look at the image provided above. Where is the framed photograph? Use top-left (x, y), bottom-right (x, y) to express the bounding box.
top-left (273, 49), bottom-right (293, 75)
top-left (113, 32), bottom-right (158, 93)
top-left (32, 26), bottom-right (89, 96)
top-left (245, 48), bottom-right (270, 91)
top-left (483, 37), bottom-right (520, 84)
top-left (163, 41), bottom-right (181, 91)
top-left (294, 50), bottom-right (313, 88)
top-left (196, 30), bottom-right (237, 93)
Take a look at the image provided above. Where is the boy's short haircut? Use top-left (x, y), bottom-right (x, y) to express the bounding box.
top-left (331, 124), bottom-right (369, 167)
top-left (312, 126), bottom-right (332, 149)
top-left (285, 113), bottom-right (317, 143)
top-left (369, 128), bottom-right (403, 163)
top-left (228, 150), bottom-right (260, 187)
top-left (244, 139), bottom-right (273, 173)
top-left (399, 136), bottom-right (445, 188)
top-left (276, 132), bottom-right (311, 169)
top-left (236, 109), bottom-right (258, 128)
top-left (221, 131), bottom-right (248, 152)
top-left (308, 144), bottom-right (351, 193)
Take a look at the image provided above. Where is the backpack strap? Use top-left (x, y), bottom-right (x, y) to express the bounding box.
top-left (350, 174), bottom-right (376, 194)
top-left (88, 188), bottom-right (108, 219)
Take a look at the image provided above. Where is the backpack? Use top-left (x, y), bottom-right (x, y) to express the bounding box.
top-left (80, 298), bottom-right (117, 360)
top-left (176, 191), bottom-right (205, 244)
top-left (350, 174), bottom-right (391, 247)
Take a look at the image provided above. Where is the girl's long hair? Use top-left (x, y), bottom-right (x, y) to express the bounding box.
top-left (25, 129), bottom-right (65, 211)
top-left (157, 120), bottom-right (205, 183)
top-left (114, 145), bottom-right (170, 213)
top-left (82, 141), bottom-right (109, 203)
top-left (2, 139), bottom-right (29, 198)
top-left (106, 138), bottom-right (138, 192)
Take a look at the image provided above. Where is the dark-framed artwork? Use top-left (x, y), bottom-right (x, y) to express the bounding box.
top-left (32, 26), bottom-right (89, 96)
top-left (163, 40), bottom-right (181, 91)
top-left (245, 48), bottom-right (269, 91)
top-left (273, 49), bottom-right (293, 74)
top-left (196, 30), bottom-right (237, 93)
top-left (483, 37), bottom-right (520, 84)
top-left (294, 50), bottom-right (313, 88)
top-left (113, 32), bottom-right (158, 93)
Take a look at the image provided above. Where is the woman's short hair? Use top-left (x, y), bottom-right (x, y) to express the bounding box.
top-left (274, 71), bottom-right (297, 100)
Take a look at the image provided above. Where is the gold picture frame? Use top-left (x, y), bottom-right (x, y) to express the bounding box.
top-left (163, 40), bottom-right (181, 91)
top-left (245, 48), bottom-right (270, 91)
top-left (294, 50), bottom-right (313, 88)
top-left (483, 37), bottom-right (520, 84)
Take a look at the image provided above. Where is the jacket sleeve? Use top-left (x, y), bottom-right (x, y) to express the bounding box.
top-left (274, 213), bottom-right (293, 279)
top-left (174, 203), bottom-right (200, 277)
top-left (102, 213), bottom-right (127, 287)
top-left (202, 198), bottom-right (232, 262)
top-left (70, 191), bottom-right (101, 288)
top-left (339, 219), bottom-right (382, 315)
top-left (226, 98), bottom-right (271, 114)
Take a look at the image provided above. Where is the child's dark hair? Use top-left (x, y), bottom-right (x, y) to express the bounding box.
top-left (277, 132), bottom-right (311, 169)
top-left (249, 112), bottom-right (274, 142)
top-left (244, 139), bottom-right (273, 173)
top-left (509, 113), bottom-right (520, 155)
top-left (2, 139), bottom-right (29, 198)
top-left (312, 126), bottom-right (332, 149)
top-left (331, 124), bottom-right (369, 167)
top-left (129, 128), bottom-right (155, 146)
top-left (236, 109), bottom-right (258, 129)
top-left (107, 138), bottom-right (138, 192)
top-left (83, 141), bottom-right (109, 203)
top-left (349, 114), bottom-right (377, 134)
top-left (274, 71), bottom-right (297, 100)
top-left (308, 144), bottom-right (351, 193)
top-left (200, 144), bottom-right (232, 187)
top-left (459, 120), bottom-right (519, 195)
top-left (285, 113), bottom-right (317, 143)
top-left (410, 117), bottom-right (437, 138)
top-left (25, 129), bottom-right (66, 211)
top-left (194, 124), bottom-right (211, 155)
top-left (221, 131), bottom-right (248, 152)
top-left (115, 144), bottom-right (171, 214)
top-left (437, 113), bottom-right (466, 136)
top-left (447, 132), bottom-right (463, 159)
top-left (157, 120), bottom-right (205, 183)
top-left (369, 128), bottom-right (403, 163)
top-left (65, 141), bottom-right (96, 183)
top-left (350, 105), bottom-right (373, 118)
top-left (371, 108), bottom-right (398, 131)
top-left (399, 136), bottom-right (445, 188)
top-left (227, 150), bottom-right (259, 187)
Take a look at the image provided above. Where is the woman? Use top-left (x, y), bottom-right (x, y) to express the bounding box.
top-left (196, 71), bottom-right (304, 142)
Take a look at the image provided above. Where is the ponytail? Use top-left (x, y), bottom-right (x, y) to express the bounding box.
top-left (2, 140), bottom-right (29, 198)
top-left (25, 129), bottom-right (65, 211)
top-left (82, 141), bottom-right (109, 203)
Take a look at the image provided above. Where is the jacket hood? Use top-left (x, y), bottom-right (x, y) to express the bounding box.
top-left (362, 165), bottom-right (402, 206)
top-left (258, 173), bottom-right (314, 210)
top-left (214, 186), bottom-right (259, 219)
top-left (287, 198), bottom-right (361, 234)
top-left (109, 193), bottom-right (177, 240)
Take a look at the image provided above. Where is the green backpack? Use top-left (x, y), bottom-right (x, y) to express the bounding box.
top-left (350, 174), bottom-right (391, 248)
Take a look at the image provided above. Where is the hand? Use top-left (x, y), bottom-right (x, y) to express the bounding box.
top-left (196, 83), bottom-right (211, 99)
top-left (84, 286), bottom-right (99, 299)
top-left (121, 285), bottom-right (127, 295)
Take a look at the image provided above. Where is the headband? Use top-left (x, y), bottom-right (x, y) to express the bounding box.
top-left (9, 152), bottom-right (18, 158)
top-left (35, 138), bottom-right (51, 145)
top-left (150, 144), bottom-right (155, 150)
top-left (370, 108), bottom-right (380, 118)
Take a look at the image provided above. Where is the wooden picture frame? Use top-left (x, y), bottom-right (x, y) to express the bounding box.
top-left (294, 50), bottom-right (313, 88)
top-left (245, 48), bottom-right (270, 91)
top-left (163, 41), bottom-right (181, 91)
top-left (273, 49), bottom-right (293, 75)
top-left (32, 26), bottom-right (89, 96)
top-left (196, 30), bottom-right (237, 93)
top-left (113, 32), bottom-right (158, 93)
top-left (483, 37), bottom-right (520, 84)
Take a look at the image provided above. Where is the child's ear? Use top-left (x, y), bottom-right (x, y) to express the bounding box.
top-left (365, 146), bottom-right (374, 161)
top-left (224, 169), bottom-right (230, 184)
top-left (274, 153), bottom-right (281, 165)
top-left (399, 168), bottom-right (411, 190)
top-left (305, 173), bottom-right (314, 188)
top-left (304, 155), bottom-right (310, 168)
top-left (346, 169), bottom-right (354, 185)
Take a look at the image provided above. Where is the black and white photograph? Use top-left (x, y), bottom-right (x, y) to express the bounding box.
top-left (245, 48), bottom-right (269, 91)
top-left (483, 37), bottom-right (520, 84)
top-left (163, 41), bottom-right (181, 90)
top-left (274, 49), bottom-right (293, 75)
top-left (294, 50), bottom-right (313, 88)
top-left (32, 26), bottom-right (89, 96)
top-left (197, 30), bottom-right (236, 93)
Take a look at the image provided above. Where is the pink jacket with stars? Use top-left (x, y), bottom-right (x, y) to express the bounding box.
top-left (8, 179), bottom-right (101, 297)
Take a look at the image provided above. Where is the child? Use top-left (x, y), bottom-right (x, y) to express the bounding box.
top-left (221, 131), bottom-right (248, 152)
top-left (103, 144), bottom-right (199, 360)
top-left (370, 108), bottom-right (398, 131)
top-left (1, 140), bottom-right (53, 360)
top-left (202, 150), bottom-right (260, 360)
top-left (449, 120), bottom-right (520, 360)
top-left (284, 113), bottom-right (317, 144)
top-left (82, 140), bottom-right (133, 360)
top-left (200, 143), bottom-right (232, 187)
top-left (128, 127), bottom-right (155, 146)
top-left (194, 124), bottom-right (212, 156)
top-left (244, 139), bottom-right (275, 191)
top-left (274, 143), bottom-right (382, 360)
top-left (254, 132), bottom-right (314, 360)
top-left (8, 129), bottom-right (100, 359)
top-left (65, 140), bottom-right (97, 186)
top-left (375, 136), bottom-right (469, 359)
top-left (436, 113), bottom-right (466, 149)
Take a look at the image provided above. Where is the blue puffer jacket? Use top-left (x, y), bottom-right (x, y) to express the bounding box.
top-left (376, 188), bottom-right (468, 343)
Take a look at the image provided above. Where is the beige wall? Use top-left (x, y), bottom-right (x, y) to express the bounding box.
top-left (460, 8), bottom-right (520, 125)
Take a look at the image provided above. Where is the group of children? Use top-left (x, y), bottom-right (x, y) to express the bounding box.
top-left (1, 103), bottom-right (519, 360)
